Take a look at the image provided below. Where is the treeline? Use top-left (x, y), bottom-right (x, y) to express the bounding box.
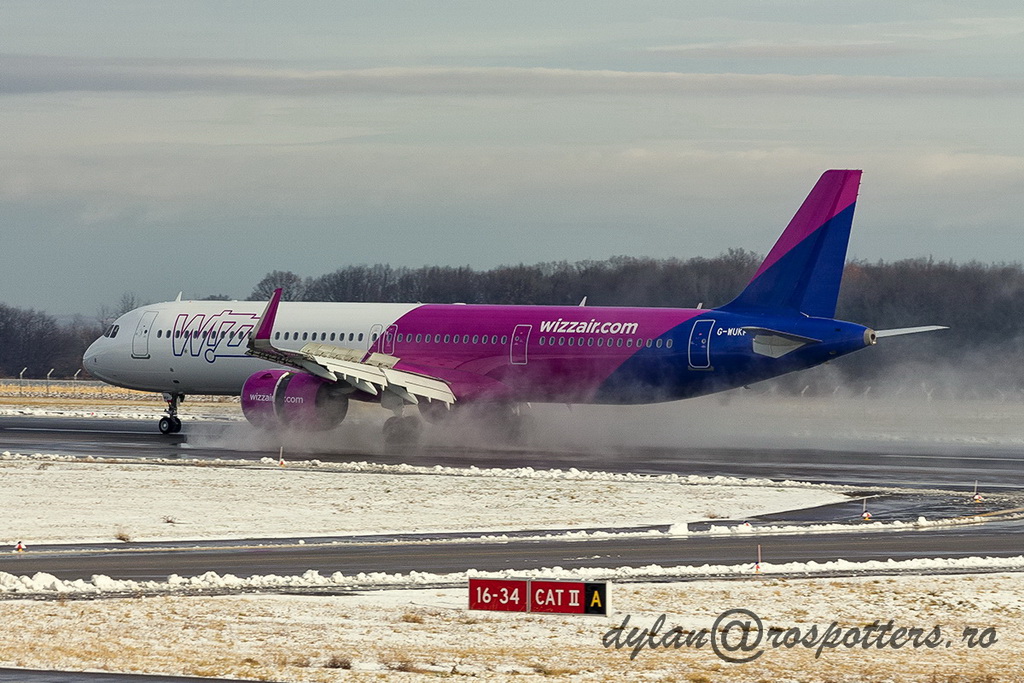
top-left (0, 305), bottom-right (100, 379)
top-left (4, 254), bottom-right (1024, 389)
top-left (248, 250), bottom-right (764, 308)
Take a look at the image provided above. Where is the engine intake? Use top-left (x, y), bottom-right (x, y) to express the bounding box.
top-left (241, 369), bottom-right (349, 430)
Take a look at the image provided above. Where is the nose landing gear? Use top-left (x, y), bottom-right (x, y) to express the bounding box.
top-left (159, 392), bottom-right (184, 434)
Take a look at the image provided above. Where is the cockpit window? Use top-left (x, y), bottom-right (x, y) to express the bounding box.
top-left (104, 325), bottom-right (120, 338)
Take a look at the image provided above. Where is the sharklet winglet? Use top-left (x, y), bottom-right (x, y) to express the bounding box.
top-left (252, 288), bottom-right (283, 344)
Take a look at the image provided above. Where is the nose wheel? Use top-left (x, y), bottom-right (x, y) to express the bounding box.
top-left (158, 415), bottom-right (182, 434)
top-left (159, 393), bottom-right (185, 434)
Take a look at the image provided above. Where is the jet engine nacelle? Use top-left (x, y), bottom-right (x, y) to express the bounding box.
top-left (241, 369), bottom-right (349, 430)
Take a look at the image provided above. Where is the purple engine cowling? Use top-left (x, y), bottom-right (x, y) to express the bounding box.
top-left (241, 369), bottom-right (349, 430)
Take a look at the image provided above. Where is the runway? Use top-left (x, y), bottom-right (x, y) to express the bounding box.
top-left (5, 519), bottom-right (1024, 586)
top-left (3, 414), bottom-right (1022, 490)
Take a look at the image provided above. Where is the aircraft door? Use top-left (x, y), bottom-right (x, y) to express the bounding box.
top-left (511, 324), bottom-right (531, 365)
top-left (688, 319), bottom-right (715, 369)
top-left (379, 324), bottom-right (397, 354)
top-left (132, 311), bottom-right (159, 359)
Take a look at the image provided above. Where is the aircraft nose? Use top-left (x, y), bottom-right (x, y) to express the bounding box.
top-left (83, 338), bottom-right (113, 382)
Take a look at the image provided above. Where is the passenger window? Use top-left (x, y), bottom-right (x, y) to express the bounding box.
top-left (568, 337), bottom-right (575, 346)
top-left (358, 333), bottom-right (363, 342)
top-left (434, 334), bottom-right (441, 343)
top-left (156, 330), bottom-right (162, 338)
top-left (301, 332), bottom-right (308, 341)
top-left (501, 335), bottom-right (508, 344)
top-left (444, 334), bottom-right (451, 343)
top-left (330, 333), bottom-right (336, 341)
top-left (462, 334), bottom-right (469, 343)
top-left (372, 333), bottom-right (379, 342)
top-left (415, 334), bottom-right (422, 343)
top-left (472, 335), bottom-right (479, 344)
top-left (538, 337), bottom-right (545, 346)
top-left (558, 337), bottom-right (565, 346)
top-left (646, 339), bottom-right (652, 348)
top-left (588, 338), bottom-right (594, 346)
top-left (667, 339), bottom-right (673, 349)
top-left (656, 339), bottom-right (663, 348)
top-left (490, 335), bottom-right (497, 344)
top-left (626, 339), bottom-right (632, 347)
top-left (349, 333), bottom-right (355, 342)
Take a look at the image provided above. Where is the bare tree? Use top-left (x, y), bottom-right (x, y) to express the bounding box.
top-left (248, 271), bottom-right (307, 301)
top-left (116, 292), bottom-right (139, 316)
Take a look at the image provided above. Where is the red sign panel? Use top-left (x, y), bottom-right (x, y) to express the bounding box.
top-left (470, 578), bottom-right (608, 615)
top-left (468, 578), bottom-right (528, 612)
top-left (530, 580), bottom-right (588, 613)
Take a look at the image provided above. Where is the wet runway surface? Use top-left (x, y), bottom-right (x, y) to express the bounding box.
top-left (3, 415), bottom-right (1023, 492)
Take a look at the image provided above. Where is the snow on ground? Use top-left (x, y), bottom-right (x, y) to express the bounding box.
top-left (1, 573), bottom-right (1021, 681)
top-left (0, 452), bottom-right (847, 545)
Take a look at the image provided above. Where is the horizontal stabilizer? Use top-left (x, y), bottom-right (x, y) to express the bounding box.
top-left (875, 325), bottom-right (948, 339)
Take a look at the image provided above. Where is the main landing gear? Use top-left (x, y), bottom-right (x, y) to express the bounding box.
top-left (159, 392), bottom-right (184, 434)
top-left (382, 414), bottom-right (424, 448)
top-left (380, 390), bottom-right (423, 449)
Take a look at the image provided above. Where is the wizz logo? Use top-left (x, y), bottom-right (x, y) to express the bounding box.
top-left (172, 310), bottom-right (258, 363)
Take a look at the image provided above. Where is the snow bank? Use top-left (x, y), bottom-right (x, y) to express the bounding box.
top-left (3, 555), bottom-right (1024, 597)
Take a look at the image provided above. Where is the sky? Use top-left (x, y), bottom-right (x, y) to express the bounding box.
top-left (2, 1), bottom-right (1024, 316)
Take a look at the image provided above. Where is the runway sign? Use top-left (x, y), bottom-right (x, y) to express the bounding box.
top-left (530, 580), bottom-right (608, 615)
top-left (468, 578), bottom-right (528, 612)
top-left (469, 578), bottom-right (607, 615)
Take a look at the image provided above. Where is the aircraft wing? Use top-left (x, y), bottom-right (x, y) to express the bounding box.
top-left (247, 289), bottom-right (456, 406)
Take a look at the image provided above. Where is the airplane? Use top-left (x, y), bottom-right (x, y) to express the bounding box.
top-left (83, 170), bottom-right (944, 445)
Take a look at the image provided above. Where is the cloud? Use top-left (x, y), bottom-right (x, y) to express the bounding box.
top-left (3, 54), bottom-right (1023, 99)
top-left (646, 40), bottom-right (919, 60)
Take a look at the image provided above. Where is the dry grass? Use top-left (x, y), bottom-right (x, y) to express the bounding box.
top-left (0, 576), bottom-right (1020, 682)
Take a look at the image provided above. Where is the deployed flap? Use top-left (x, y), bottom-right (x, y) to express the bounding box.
top-left (247, 288), bottom-right (455, 405)
top-left (740, 326), bottom-right (821, 359)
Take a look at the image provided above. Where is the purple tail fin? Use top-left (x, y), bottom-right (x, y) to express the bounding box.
top-left (720, 169), bottom-right (861, 318)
